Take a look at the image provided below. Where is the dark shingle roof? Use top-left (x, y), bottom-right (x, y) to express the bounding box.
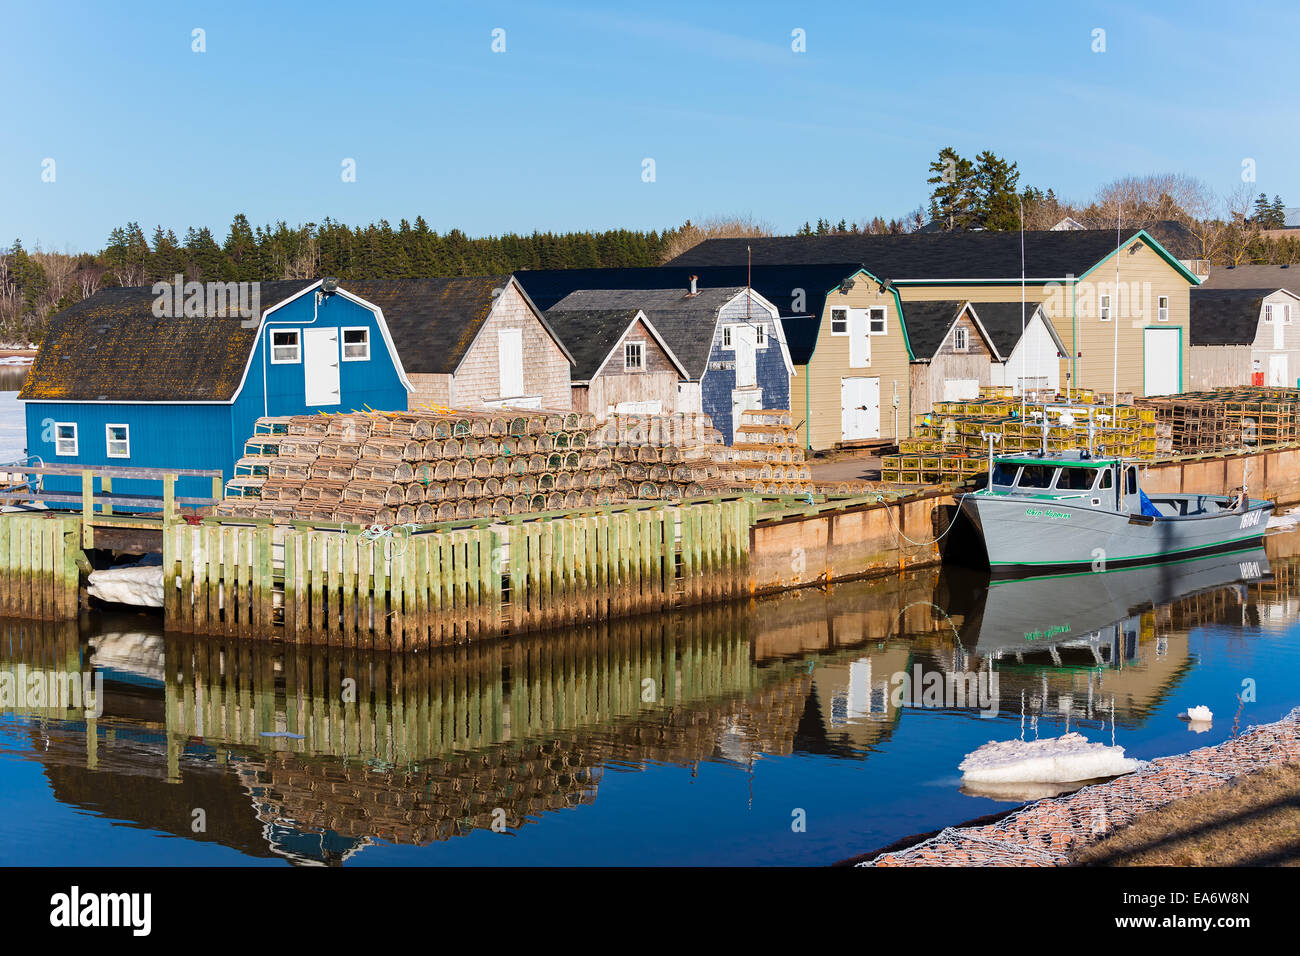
top-left (541, 308), bottom-right (642, 380)
top-left (343, 276), bottom-right (518, 375)
top-left (899, 301), bottom-right (966, 359)
top-left (547, 287), bottom-right (745, 379)
top-left (1189, 288), bottom-right (1272, 346)
top-left (1201, 264), bottom-right (1300, 298)
top-left (20, 280), bottom-right (314, 402)
top-left (666, 229), bottom-right (1173, 281)
top-left (968, 300), bottom-right (1057, 357)
top-left (514, 264), bottom-right (862, 317)
top-left (781, 316), bottom-right (819, 366)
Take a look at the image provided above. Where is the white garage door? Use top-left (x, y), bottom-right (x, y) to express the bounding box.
top-left (1143, 328), bottom-right (1181, 396)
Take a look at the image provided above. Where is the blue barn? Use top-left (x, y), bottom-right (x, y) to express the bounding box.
top-left (19, 279), bottom-right (412, 504)
top-left (542, 285), bottom-right (794, 441)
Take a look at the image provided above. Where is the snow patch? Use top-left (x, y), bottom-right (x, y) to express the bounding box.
top-left (959, 733), bottom-right (1143, 784)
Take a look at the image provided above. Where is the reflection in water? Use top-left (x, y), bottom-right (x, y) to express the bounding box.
top-left (4, 533), bottom-right (1300, 864)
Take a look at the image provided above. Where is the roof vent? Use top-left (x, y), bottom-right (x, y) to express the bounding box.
top-left (687, 275), bottom-right (698, 296)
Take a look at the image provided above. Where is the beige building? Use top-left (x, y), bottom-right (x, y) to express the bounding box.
top-left (347, 276), bottom-right (574, 410)
top-left (788, 268), bottom-right (913, 450)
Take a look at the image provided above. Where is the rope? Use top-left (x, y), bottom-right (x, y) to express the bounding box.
top-left (871, 492), bottom-right (964, 548)
top-left (360, 522), bottom-right (420, 557)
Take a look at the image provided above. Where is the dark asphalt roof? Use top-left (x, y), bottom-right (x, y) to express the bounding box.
top-left (541, 307), bottom-right (642, 380)
top-left (513, 264), bottom-right (862, 317)
top-left (1201, 264), bottom-right (1300, 298)
top-left (344, 275), bottom-right (550, 375)
top-left (968, 300), bottom-right (1058, 358)
top-left (665, 229), bottom-right (1172, 281)
top-left (20, 280), bottom-right (315, 402)
top-left (781, 316), bottom-right (820, 366)
top-left (899, 301), bottom-right (966, 360)
top-left (1189, 288), bottom-right (1274, 346)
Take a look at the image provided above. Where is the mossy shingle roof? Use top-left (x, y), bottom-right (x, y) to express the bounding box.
top-left (19, 281), bottom-right (314, 402)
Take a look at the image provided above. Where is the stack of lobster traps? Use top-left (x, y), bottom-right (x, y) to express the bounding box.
top-left (216, 406), bottom-right (818, 525)
top-left (1135, 386), bottom-right (1300, 451)
top-left (881, 387), bottom-right (1160, 485)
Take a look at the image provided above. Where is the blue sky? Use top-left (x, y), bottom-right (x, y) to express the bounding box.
top-left (1, 0), bottom-right (1294, 253)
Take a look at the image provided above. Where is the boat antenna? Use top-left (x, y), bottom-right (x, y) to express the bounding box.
top-left (1020, 197), bottom-right (1026, 422)
top-left (1112, 205), bottom-right (1121, 431)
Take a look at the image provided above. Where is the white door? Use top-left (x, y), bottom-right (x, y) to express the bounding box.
top-left (1269, 353), bottom-right (1289, 386)
top-left (841, 376), bottom-right (880, 440)
top-left (731, 388), bottom-right (762, 442)
top-left (498, 328), bottom-right (524, 398)
top-left (1143, 328), bottom-right (1180, 396)
top-left (303, 328), bottom-right (341, 406)
top-left (849, 310), bottom-right (871, 368)
top-left (733, 324), bottom-right (757, 387)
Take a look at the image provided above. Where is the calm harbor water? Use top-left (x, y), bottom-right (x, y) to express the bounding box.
top-left (3, 533), bottom-right (1300, 866)
top-left (3, 376), bottom-right (1300, 865)
top-left (0, 364), bottom-right (29, 462)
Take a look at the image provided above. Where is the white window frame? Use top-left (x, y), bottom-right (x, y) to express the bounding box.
top-left (105, 423), bottom-right (130, 459)
top-left (1099, 294), bottom-right (1112, 322)
top-left (1157, 295), bottom-right (1169, 322)
top-left (54, 422), bottom-right (78, 457)
top-left (868, 307), bottom-right (887, 335)
top-left (624, 340), bottom-right (645, 371)
top-left (722, 325), bottom-right (733, 349)
top-left (754, 324), bottom-right (767, 348)
top-left (953, 327), bottom-right (968, 351)
top-left (270, 329), bottom-right (301, 364)
top-left (1286, 304), bottom-right (1293, 324)
top-left (340, 326), bottom-right (370, 362)
top-left (830, 307), bottom-right (849, 336)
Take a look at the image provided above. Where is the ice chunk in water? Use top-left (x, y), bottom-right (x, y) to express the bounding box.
top-left (959, 733), bottom-right (1142, 784)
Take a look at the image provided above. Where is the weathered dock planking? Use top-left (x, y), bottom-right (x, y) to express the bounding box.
top-left (161, 497), bottom-right (755, 647)
top-left (0, 514), bottom-right (82, 620)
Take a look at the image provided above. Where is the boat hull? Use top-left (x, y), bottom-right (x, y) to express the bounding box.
top-left (957, 492), bottom-right (1273, 578)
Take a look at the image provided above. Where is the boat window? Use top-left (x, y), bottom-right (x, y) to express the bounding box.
top-left (990, 463), bottom-right (1019, 485)
top-left (1016, 465), bottom-right (1055, 488)
top-left (1056, 467), bottom-right (1096, 490)
top-left (1097, 469), bottom-right (1113, 490)
top-left (1126, 467), bottom-right (1138, 494)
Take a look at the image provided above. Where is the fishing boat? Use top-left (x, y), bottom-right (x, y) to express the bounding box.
top-left (957, 447), bottom-right (1273, 577)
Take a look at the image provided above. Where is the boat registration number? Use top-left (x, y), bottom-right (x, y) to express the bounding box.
top-left (1240, 509), bottom-right (1263, 530)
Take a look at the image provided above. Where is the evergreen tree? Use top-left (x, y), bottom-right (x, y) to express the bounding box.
top-left (926, 146), bottom-right (977, 230)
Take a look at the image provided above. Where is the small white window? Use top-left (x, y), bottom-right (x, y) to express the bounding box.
top-left (1099, 294), bottom-right (1112, 322)
top-left (105, 424), bottom-right (130, 459)
top-left (54, 423), bottom-right (78, 457)
top-left (869, 307), bottom-right (887, 334)
top-left (953, 327), bottom-right (968, 351)
top-left (271, 329), bottom-right (301, 363)
top-left (830, 308), bottom-right (849, 335)
top-left (1286, 304), bottom-right (1293, 324)
top-left (624, 341), bottom-right (645, 371)
top-left (754, 324), bottom-right (767, 347)
top-left (1158, 295), bottom-right (1169, 322)
top-left (722, 325), bottom-right (733, 349)
top-left (341, 327), bottom-right (370, 361)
